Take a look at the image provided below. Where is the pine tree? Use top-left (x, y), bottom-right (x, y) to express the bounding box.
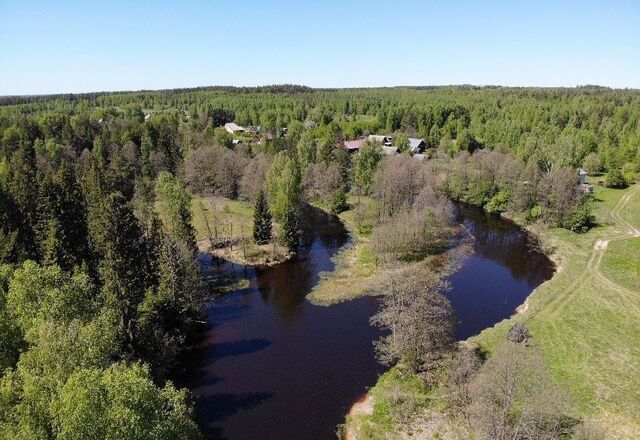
top-left (6, 143), bottom-right (38, 260)
top-left (55, 163), bottom-right (90, 268)
top-left (0, 187), bottom-right (20, 263)
top-left (253, 190), bottom-right (272, 245)
top-left (35, 164), bottom-right (90, 271)
top-left (281, 207), bottom-right (300, 251)
top-left (99, 192), bottom-right (146, 350)
top-left (155, 171), bottom-right (197, 256)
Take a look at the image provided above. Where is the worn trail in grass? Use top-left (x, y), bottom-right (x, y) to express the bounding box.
top-left (474, 184), bottom-right (640, 439)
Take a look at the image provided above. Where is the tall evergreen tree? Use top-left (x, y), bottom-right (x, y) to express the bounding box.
top-left (155, 171), bottom-right (197, 255)
top-left (35, 164), bottom-right (89, 271)
top-left (6, 143), bottom-right (38, 260)
top-left (0, 187), bottom-right (20, 263)
top-left (99, 193), bottom-right (146, 350)
top-left (281, 206), bottom-right (300, 251)
top-left (253, 190), bottom-right (272, 245)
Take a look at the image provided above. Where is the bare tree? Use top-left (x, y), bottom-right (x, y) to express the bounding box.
top-left (372, 206), bottom-right (451, 260)
top-left (537, 167), bottom-right (581, 226)
top-left (468, 341), bottom-right (576, 440)
top-left (373, 155), bottom-right (424, 216)
top-left (302, 162), bottom-right (343, 203)
top-left (371, 268), bottom-right (455, 381)
top-left (183, 145), bottom-right (246, 198)
top-left (239, 153), bottom-right (272, 202)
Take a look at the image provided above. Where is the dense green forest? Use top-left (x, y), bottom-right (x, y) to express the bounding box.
top-left (0, 85), bottom-right (639, 439)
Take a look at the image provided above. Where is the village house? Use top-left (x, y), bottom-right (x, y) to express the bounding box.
top-left (258, 132), bottom-right (274, 145)
top-left (382, 145), bottom-right (400, 155)
top-left (577, 168), bottom-right (593, 193)
top-left (224, 122), bottom-right (245, 134)
top-left (247, 126), bottom-right (261, 135)
top-left (408, 138), bottom-right (426, 154)
top-left (343, 139), bottom-right (365, 153)
top-left (578, 168), bottom-right (588, 184)
top-left (367, 134), bottom-right (393, 146)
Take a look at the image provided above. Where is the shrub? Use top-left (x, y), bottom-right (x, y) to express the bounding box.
top-left (372, 208), bottom-right (450, 261)
top-left (525, 205), bottom-right (543, 223)
top-left (485, 190), bottom-right (510, 214)
top-left (582, 153), bottom-right (601, 174)
top-left (330, 189), bottom-right (348, 215)
top-left (562, 199), bottom-right (594, 232)
top-left (605, 168), bottom-right (627, 188)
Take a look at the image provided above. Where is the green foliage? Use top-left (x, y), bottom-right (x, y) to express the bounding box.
top-left (265, 153), bottom-right (301, 222)
top-left (582, 152), bottom-right (601, 174)
top-left (456, 129), bottom-right (481, 154)
top-left (525, 205), bottom-right (543, 223)
top-left (0, 265), bottom-right (22, 371)
top-left (330, 189), bottom-right (349, 215)
top-left (35, 163), bottom-right (89, 271)
top-left (252, 190), bottom-right (272, 245)
top-left (622, 162), bottom-right (637, 184)
top-left (155, 171), bottom-right (197, 254)
top-left (2, 84), bottom-right (640, 436)
top-left (562, 198), bottom-right (594, 232)
top-left (605, 168), bottom-right (627, 188)
top-left (7, 261), bottom-right (97, 333)
top-left (485, 190), bottom-right (511, 214)
top-left (52, 363), bottom-right (201, 440)
top-left (214, 128), bottom-right (233, 149)
top-left (136, 231), bottom-right (202, 378)
top-left (98, 193), bottom-right (146, 347)
top-left (393, 133), bottom-right (409, 153)
top-left (281, 207), bottom-right (301, 250)
top-left (348, 367), bottom-right (430, 439)
top-left (5, 144), bottom-right (37, 260)
top-left (353, 141), bottom-right (382, 195)
top-left (296, 134), bottom-right (316, 170)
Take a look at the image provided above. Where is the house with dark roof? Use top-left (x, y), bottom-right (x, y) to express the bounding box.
top-left (578, 168), bottom-right (588, 185)
top-left (408, 138), bottom-right (426, 154)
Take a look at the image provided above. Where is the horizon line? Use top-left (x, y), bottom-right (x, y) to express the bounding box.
top-left (3, 83), bottom-right (640, 100)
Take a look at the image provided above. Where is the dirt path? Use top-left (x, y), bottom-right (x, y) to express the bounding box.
top-left (545, 185), bottom-right (640, 319)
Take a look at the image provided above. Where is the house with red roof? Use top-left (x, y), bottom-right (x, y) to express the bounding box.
top-left (343, 139), bottom-right (365, 153)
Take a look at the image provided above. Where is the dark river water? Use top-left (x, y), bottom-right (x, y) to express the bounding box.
top-left (185, 204), bottom-right (554, 439)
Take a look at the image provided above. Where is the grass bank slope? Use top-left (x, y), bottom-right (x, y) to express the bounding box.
top-left (474, 184), bottom-right (640, 438)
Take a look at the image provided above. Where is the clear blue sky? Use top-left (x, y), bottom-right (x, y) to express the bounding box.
top-left (1, 0), bottom-right (639, 95)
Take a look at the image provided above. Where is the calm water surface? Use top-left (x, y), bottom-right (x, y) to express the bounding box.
top-left (185, 204), bottom-right (554, 439)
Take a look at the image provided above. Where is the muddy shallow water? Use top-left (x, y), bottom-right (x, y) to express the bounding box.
top-left (184, 205), bottom-right (554, 439)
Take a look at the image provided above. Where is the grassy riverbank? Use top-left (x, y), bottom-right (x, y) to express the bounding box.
top-left (308, 196), bottom-right (461, 306)
top-left (307, 196), bottom-right (381, 305)
top-left (190, 195), bottom-right (291, 265)
top-left (473, 183), bottom-right (640, 438)
top-left (345, 183), bottom-right (640, 439)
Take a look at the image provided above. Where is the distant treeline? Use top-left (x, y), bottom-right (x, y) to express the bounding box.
top-left (0, 84), bottom-right (316, 106)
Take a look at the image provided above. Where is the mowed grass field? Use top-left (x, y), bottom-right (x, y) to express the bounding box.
top-left (474, 183), bottom-right (640, 438)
